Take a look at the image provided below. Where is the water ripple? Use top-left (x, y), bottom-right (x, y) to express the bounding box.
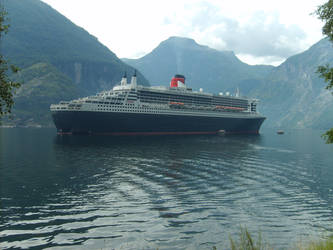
top-left (1, 129), bottom-right (333, 249)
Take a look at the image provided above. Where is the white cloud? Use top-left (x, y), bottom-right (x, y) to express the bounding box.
top-left (42, 0), bottom-right (326, 65)
top-left (237, 54), bottom-right (285, 66)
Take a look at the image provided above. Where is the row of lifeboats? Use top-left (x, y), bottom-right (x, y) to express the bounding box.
top-left (215, 105), bottom-right (245, 111)
top-left (169, 102), bottom-right (185, 105)
top-left (168, 102), bottom-right (245, 111)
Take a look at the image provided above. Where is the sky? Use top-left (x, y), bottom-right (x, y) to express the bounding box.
top-left (42, 0), bottom-right (326, 66)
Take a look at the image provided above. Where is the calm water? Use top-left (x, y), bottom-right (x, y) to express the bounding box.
top-left (1, 128), bottom-right (333, 249)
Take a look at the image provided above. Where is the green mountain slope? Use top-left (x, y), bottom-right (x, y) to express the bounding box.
top-left (10, 63), bottom-right (79, 127)
top-left (123, 36), bottom-right (274, 93)
top-left (1, 0), bottom-right (148, 126)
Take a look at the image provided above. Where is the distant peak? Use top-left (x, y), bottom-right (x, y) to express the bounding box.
top-left (162, 36), bottom-right (199, 47)
top-left (167, 36), bottom-right (196, 42)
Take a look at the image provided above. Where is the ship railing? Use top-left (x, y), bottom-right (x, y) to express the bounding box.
top-left (50, 103), bottom-right (70, 111)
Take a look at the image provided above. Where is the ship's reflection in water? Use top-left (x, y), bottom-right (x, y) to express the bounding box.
top-left (1, 128), bottom-right (333, 249)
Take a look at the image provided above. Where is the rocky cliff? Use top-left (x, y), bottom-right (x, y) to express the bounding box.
top-left (251, 38), bottom-right (333, 129)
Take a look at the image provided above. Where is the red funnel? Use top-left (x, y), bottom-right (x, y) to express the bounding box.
top-left (170, 74), bottom-right (185, 88)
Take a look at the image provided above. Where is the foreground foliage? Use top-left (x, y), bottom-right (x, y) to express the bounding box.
top-left (224, 228), bottom-right (333, 250)
top-left (315, 1), bottom-right (333, 143)
top-left (229, 227), bottom-right (270, 250)
top-left (301, 237), bottom-right (333, 250)
top-left (0, 4), bottom-right (20, 116)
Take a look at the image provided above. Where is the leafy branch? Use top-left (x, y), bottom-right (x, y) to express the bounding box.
top-left (0, 5), bottom-right (20, 116)
top-left (315, 0), bottom-right (333, 144)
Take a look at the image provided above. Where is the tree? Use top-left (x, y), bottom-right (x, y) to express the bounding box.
top-left (315, 0), bottom-right (333, 143)
top-left (0, 4), bottom-right (20, 117)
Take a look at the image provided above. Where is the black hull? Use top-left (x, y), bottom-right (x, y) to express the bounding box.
top-left (52, 111), bottom-right (265, 135)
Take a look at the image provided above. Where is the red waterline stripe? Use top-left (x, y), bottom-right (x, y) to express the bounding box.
top-left (226, 130), bottom-right (259, 134)
top-left (57, 131), bottom-right (218, 136)
top-left (94, 131), bottom-right (218, 136)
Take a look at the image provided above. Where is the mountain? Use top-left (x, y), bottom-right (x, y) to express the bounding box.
top-left (123, 36), bottom-right (274, 93)
top-left (250, 38), bottom-right (333, 129)
top-left (123, 36), bottom-right (333, 129)
top-left (1, 0), bottom-right (149, 126)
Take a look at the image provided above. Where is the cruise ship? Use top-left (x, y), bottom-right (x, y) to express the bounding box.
top-left (50, 73), bottom-right (265, 135)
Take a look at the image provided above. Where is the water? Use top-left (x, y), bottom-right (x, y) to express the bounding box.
top-left (1, 128), bottom-right (333, 249)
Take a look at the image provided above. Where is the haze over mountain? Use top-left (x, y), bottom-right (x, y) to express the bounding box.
top-left (1, 0), bottom-right (148, 126)
top-left (124, 36), bottom-right (333, 129)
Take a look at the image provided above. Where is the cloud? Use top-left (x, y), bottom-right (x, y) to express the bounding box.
top-left (179, 2), bottom-right (307, 59)
top-left (216, 13), bottom-right (306, 57)
top-left (236, 54), bottom-right (286, 66)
